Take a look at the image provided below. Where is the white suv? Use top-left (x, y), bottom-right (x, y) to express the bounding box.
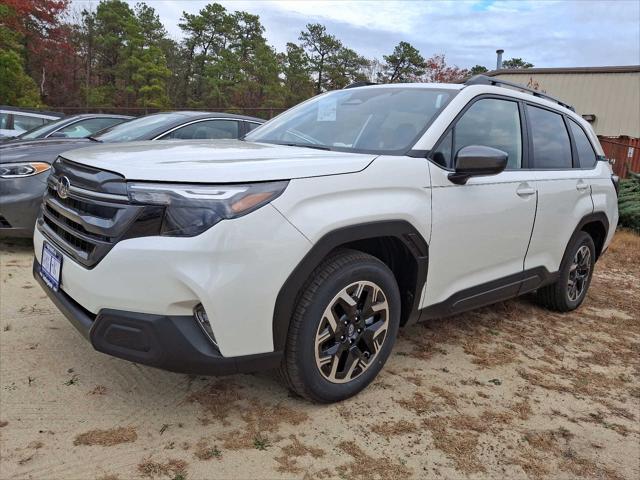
top-left (33, 77), bottom-right (618, 403)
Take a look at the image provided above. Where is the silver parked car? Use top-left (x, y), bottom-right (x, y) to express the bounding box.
top-left (1, 114), bottom-right (133, 143)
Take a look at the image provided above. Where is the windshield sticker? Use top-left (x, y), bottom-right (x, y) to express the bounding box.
top-left (317, 97), bottom-right (337, 122)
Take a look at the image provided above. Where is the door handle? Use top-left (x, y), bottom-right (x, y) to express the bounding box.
top-left (516, 183), bottom-right (536, 197)
top-left (576, 180), bottom-right (589, 192)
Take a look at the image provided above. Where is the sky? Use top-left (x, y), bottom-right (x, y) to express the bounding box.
top-left (73, 0), bottom-right (640, 69)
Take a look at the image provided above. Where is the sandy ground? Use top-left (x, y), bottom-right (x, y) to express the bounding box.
top-left (0, 231), bottom-right (638, 480)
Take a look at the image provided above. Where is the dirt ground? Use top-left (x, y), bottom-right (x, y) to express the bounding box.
top-left (0, 231), bottom-right (638, 480)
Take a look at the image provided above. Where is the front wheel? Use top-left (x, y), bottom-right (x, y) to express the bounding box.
top-left (535, 231), bottom-right (596, 312)
top-left (281, 250), bottom-right (401, 403)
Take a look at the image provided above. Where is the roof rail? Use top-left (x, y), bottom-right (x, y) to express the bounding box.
top-left (464, 75), bottom-right (575, 112)
top-left (344, 81), bottom-right (377, 89)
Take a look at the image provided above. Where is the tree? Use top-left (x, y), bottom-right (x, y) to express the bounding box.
top-left (0, 3), bottom-right (42, 105)
top-left (379, 41), bottom-right (425, 83)
top-left (325, 47), bottom-right (370, 89)
top-left (469, 64), bottom-right (488, 76)
top-left (299, 23), bottom-right (341, 93)
top-left (280, 42), bottom-right (314, 106)
top-left (501, 57), bottom-right (534, 69)
top-left (422, 54), bottom-right (468, 83)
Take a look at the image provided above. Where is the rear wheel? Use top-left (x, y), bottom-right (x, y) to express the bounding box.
top-left (281, 250), bottom-right (400, 403)
top-left (535, 231), bottom-right (596, 312)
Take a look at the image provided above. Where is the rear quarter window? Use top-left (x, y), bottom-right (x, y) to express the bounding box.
top-left (569, 119), bottom-right (597, 168)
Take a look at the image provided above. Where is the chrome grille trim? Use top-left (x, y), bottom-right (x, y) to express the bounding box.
top-left (38, 158), bottom-right (159, 269)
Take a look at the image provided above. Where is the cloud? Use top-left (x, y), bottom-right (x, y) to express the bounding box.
top-left (72, 0), bottom-right (640, 68)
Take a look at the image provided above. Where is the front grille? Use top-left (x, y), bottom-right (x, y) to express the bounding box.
top-left (38, 157), bottom-right (163, 268)
top-left (0, 215), bottom-right (11, 228)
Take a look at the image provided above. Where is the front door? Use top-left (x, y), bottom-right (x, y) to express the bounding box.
top-left (421, 96), bottom-right (537, 309)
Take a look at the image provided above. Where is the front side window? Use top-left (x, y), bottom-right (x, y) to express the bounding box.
top-left (246, 87), bottom-right (454, 154)
top-left (431, 98), bottom-right (522, 169)
top-left (13, 114), bottom-right (47, 132)
top-left (569, 119), bottom-right (597, 168)
top-left (161, 120), bottom-right (239, 140)
top-left (527, 105), bottom-right (572, 169)
top-left (55, 118), bottom-right (126, 138)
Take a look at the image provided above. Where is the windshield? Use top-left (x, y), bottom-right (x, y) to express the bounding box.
top-left (18, 117), bottom-right (69, 140)
top-left (246, 87), bottom-right (455, 154)
top-left (96, 113), bottom-right (186, 142)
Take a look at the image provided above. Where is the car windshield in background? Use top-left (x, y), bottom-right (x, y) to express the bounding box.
top-left (245, 87), bottom-right (454, 154)
top-left (96, 113), bottom-right (186, 142)
top-left (18, 117), bottom-right (69, 140)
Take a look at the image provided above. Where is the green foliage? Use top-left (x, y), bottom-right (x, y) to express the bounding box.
top-left (618, 177), bottom-right (640, 232)
top-left (501, 57), bottom-right (534, 69)
top-left (469, 64), bottom-right (488, 75)
top-left (0, 4), bottom-right (43, 106)
top-left (380, 41), bottom-right (425, 83)
top-left (299, 23), bottom-right (342, 93)
top-left (1, 0), bottom-right (497, 113)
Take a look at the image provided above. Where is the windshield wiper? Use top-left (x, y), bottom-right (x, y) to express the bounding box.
top-left (87, 136), bottom-right (102, 142)
top-left (282, 142), bottom-right (331, 151)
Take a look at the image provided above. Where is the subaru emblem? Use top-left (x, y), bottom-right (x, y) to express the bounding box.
top-left (57, 176), bottom-right (71, 199)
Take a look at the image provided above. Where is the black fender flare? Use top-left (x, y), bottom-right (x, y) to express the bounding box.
top-left (272, 220), bottom-right (429, 351)
top-left (568, 211), bottom-right (610, 260)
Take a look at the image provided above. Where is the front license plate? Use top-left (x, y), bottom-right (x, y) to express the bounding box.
top-left (40, 241), bottom-right (63, 291)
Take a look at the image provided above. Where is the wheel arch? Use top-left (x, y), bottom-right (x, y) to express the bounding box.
top-left (575, 212), bottom-right (609, 261)
top-left (272, 221), bottom-right (428, 351)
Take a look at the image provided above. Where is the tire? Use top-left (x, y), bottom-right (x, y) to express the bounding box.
top-left (280, 249), bottom-right (401, 403)
top-left (535, 231), bottom-right (596, 312)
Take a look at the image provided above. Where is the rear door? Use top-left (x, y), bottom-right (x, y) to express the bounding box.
top-left (523, 104), bottom-right (594, 273)
top-left (423, 96), bottom-right (538, 309)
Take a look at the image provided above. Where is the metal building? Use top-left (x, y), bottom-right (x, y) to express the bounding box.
top-left (486, 66), bottom-right (640, 177)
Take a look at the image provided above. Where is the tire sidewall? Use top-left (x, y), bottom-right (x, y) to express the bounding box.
top-left (294, 259), bottom-right (401, 403)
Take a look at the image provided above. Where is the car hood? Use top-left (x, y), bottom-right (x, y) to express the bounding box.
top-left (0, 138), bottom-right (91, 163)
top-left (59, 140), bottom-right (377, 182)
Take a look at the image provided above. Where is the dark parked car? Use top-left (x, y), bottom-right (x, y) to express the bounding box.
top-left (1, 114), bottom-right (133, 143)
top-left (0, 111), bottom-right (264, 237)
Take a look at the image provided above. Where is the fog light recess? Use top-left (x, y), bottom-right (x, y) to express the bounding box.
top-left (194, 304), bottom-right (217, 346)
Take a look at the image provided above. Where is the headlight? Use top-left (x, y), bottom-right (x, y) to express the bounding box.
top-left (0, 162), bottom-right (50, 178)
top-left (127, 181), bottom-right (288, 237)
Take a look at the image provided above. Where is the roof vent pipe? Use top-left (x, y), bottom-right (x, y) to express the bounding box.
top-left (496, 49), bottom-right (504, 70)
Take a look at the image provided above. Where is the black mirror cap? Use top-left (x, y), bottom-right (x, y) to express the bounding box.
top-left (448, 145), bottom-right (508, 185)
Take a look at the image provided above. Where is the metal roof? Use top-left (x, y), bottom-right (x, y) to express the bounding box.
top-left (486, 65), bottom-right (640, 76)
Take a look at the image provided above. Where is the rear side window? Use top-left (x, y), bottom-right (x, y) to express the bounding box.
top-left (0, 113), bottom-right (9, 129)
top-left (56, 118), bottom-right (126, 138)
top-left (431, 98), bottom-right (522, 169)
top-left (527, 105), bottom-right (572, 169)
top-left (569, 120), bottom-right (597, 168)
top-left (162, 120), bottom-right (239, 140)
top-left (13, 114), bottom-right (47, 132)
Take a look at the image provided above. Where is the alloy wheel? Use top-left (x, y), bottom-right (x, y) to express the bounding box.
top-left (567, 245), bottom-right (591, 302)
top-left (314, 281), bottom-right (389, 384)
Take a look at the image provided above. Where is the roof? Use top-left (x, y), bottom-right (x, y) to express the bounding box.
top-left (486, 65), bottom-right (640, 76)
top-left (163, 111), bottom-right (265, 122)
top-left (344, 83), bottom-right (464, 90)
top-left (0, 105), bottom-right (64, 118)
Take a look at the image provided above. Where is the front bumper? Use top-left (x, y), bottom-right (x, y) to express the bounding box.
top-left (33, 259), bottom-right (282, 375)
top-left (0, 173), bottom-right (48, 237)
top-left (33, 203), bottom-right (312, 358)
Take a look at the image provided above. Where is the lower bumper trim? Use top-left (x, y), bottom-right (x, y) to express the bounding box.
top-left (33, 259), bottom-right (282, 375)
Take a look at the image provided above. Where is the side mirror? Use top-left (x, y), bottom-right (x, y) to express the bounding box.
top-left (448, 145), bottom-right (508, 185)
top-left (48, 132), bottom-right (68, 138)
